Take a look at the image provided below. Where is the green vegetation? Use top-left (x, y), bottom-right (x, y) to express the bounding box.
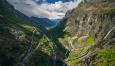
top-left (67, 57), bottom-right (83, 66)
top-left (59, 0), bottom-right (115, 66)
top-left (67, 46), bottom-right (91, 66)
top-left (85, 7), bottom-right (115, 14)
top-left (40, 36), bottom-right (53, 55)
top-left (0, 0), bottom-right (67, 66)
top-left (29, 36), bottom-right (55, 66)
top-left (59, 34), bottom-right (95, 66)
top-left (1, 0), bottom-right (115, 66)
top-left (0, 0), bottom-right (55, 66)
top-left (86, 36), bottom-right (95, 46)
top-left (93, 49), bottom-right (115, 66)
top-left (95, 8), bottom-right (115, 14)
top-left (67, 47), bottom-right (88, 66)
top-left (59, 31), bottom-right (75, 50)
top-left (106, 0), bottom-right (115, 3)
top-left (30, 50), bottom-right (53, 66)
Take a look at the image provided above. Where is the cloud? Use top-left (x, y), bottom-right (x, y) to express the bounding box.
top-left (7, 0), bottom-right (82, 19)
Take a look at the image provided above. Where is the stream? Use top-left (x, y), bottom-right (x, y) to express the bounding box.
top-left (20, 19), bottom-right (69, 66)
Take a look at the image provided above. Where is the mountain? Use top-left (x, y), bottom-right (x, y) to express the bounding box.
top-left (4, 0), bottom-right (59, 30)
top-left (0, 0), bottom-right (115, 66)
top-left (59, 0), bottom-right (115, 66)
top-left (0, 0), bottom-right (67, 66)
top-left (30, 17), bottom-right (58, 30)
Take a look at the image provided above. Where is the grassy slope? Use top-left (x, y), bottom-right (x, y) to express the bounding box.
top-left (0, 0), bottom-right (54, 66)
top-left (58, 0), bottom-right (115, 66)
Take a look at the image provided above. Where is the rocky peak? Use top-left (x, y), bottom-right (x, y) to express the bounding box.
top-left (60, 0), bottom-right (115, 66)
top-left (64, 0), bottom-right (115, 41)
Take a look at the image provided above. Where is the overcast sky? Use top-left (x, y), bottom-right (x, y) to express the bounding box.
top-left (7, 0), bottom-right (82, 19)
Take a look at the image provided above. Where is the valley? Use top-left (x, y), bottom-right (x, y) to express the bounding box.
top-left (0, 0), bottom-right (115, 66)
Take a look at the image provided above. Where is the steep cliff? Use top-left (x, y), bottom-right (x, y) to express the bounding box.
top-left (0, 0), bottom-right (62, 66)
top-left (1, 0), bottom-right (115, 66)
top-left (59, 0), bottom-right (115, 66)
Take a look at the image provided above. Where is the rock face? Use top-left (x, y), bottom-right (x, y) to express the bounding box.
top-left (60, 0), bottom-right (115, 66)
top-left (0, 0), bottom-right (67, 66)
top-left (65, 11), bottom-right (115, 44)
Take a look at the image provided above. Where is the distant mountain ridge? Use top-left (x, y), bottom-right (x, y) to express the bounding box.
top-left (4, 0), bottom-right (59, 30)
top-left (0, 0), bottom-right (68, 66)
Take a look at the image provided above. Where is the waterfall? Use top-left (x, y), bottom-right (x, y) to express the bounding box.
top-left (51, 41), bottom-right (57, 66)
top-left (21, 27), bottom-right (43, 64)
top-left (22, 42), bottom-right (41, 64)
top-left (52, 50), bottom-right (57, 65)
top-left (104, 26), bottom-right (115, 40)
top-left (63, 50), bottom-right (69, 66)
top-left (78, 19), bottom-right (83, 35)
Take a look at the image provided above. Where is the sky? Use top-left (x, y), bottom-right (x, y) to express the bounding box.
top-left (35, 0), bottom-right (75, 3)
top-left (7, 0), bottom-right (82, 19)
